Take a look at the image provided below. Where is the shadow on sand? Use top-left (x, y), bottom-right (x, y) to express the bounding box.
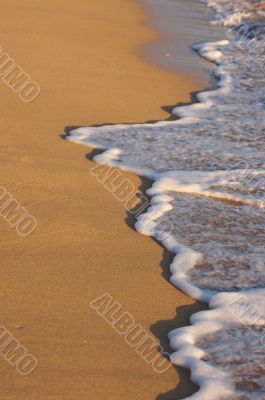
top-left (124, 176), bottom-right (206, 400)
top-left (61, 99), bottom-right (208, 399)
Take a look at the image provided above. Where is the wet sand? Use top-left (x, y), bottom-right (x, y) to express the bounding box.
top-left (0, 0), bottom-right (208, 398)
top-left (141, 0), bottom-right (224, 77)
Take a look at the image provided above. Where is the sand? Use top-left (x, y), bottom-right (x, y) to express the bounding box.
top-left (0, 0), bottom-right (207, 399)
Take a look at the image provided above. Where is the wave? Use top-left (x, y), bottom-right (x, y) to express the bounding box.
top-left (66, 0), bottom-right (265, 398)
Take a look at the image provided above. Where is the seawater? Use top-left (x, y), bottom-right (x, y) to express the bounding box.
top-left (67, 0), bottom-right (265, 398)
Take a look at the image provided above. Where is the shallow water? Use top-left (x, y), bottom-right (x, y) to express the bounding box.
top-left (140, 0), bottom-right (224, 78)
top-left (67, 0), bottom-right (265, 398)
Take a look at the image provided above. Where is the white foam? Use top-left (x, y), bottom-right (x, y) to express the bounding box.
top-left (169, 289), bottom-right (265, 399)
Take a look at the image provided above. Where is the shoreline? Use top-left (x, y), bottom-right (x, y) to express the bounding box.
top-left (0, 0), bottom-right (210, 398)
top-left (65, 1), bottom-right (265, 398)
top-left (65, 2), bottom-right (265, 400)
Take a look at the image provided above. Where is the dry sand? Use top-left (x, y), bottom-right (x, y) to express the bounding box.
top-left (0, 0), bottom-right (207, 399)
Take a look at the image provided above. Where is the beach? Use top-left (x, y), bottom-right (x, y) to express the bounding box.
top-left (64, 1), bottom-right (265, 399)
top-left (0, 0), bottom-right (210, 399)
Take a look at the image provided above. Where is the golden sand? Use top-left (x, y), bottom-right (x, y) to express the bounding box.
top-left (0, 0), bottom-right (206, 398)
